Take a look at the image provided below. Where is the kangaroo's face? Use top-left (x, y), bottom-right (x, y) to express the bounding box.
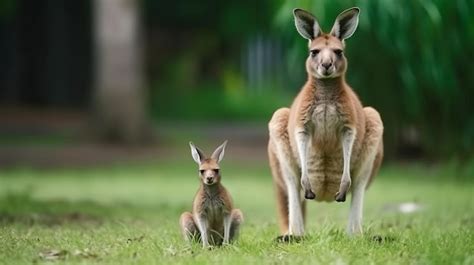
top-left (293, 7), bottom-right (360, 80)
top-left (189, 141), bottom-right (228, 186)
top-left (307, 34), bottom-right (346, 79)
top-left (198, 159), bottom-right (221, 185)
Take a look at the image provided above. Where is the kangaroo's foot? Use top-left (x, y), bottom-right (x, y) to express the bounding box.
top-left (275, 234), bottom-right (303, 243)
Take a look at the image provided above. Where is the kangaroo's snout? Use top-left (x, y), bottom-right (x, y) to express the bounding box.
top-left (206, 176), bottom-right (214, 184)
top-left (200, 169), bottom-right (219, 185)
top-left (200, 168), bottom-right (219, 185)
top-left (321, 62), bottom-right (332, 70)
top-left (319, 61), bottom-right (334, 76)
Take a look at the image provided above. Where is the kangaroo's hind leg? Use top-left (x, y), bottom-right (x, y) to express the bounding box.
top-left (228, 209), bottom-right (244, 242)
top-left (348, 107), bottom-right (383, 235)
top-left (268, 108), bottom-right (305, 239)
top-left (179, 212), bottom-right (200, 242)
top-left (269, 143), bottom-right (289, 234)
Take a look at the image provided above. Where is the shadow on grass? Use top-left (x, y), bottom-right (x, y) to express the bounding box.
top-left (0, 211), bottom-right (102, 227)
top-left (0, 193), bottom-right (112, 226)
top-left (0, 192), bottom-right (188, 227)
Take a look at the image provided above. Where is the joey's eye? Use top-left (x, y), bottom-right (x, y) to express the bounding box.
top-left (334, 49), bottom-right (343, 56)
top-left (213, 169), bottom-right (219, 174)
top-left (199, 170), bottom-right (205, 175)
top-left (310, 49), bottom-right (320, 57)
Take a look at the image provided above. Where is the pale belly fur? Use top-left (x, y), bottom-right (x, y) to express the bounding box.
top-left (307, 151), bottom-right (343, 202)
top-left (307, 102), bottom-right (344, 202)
top-left (203, 199), bottom-right (225, 237)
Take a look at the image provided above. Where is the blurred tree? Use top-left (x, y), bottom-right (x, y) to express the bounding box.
top-left (94, 0), bottom-right (148, 143)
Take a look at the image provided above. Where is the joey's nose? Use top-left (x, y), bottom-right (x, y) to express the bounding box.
top-left (322, 62), bottom-right (332, 70)
top-left (206, 177), bottom-right (213, 183)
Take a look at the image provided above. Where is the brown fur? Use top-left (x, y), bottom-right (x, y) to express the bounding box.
top-left (180, 143), bottom-right (243, 246)
top-left (268, 8), bottom-right (384, 236)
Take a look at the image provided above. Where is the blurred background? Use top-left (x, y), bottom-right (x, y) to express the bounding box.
top-left (1, 2), bottom-right (473, 262)
top-left (0, 0), bottom-right (473, 170)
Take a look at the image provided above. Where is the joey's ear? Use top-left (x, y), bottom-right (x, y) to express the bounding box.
top-left (330, 7), bottom-right (360, 40)
top-left (293, 8), bottom-right (321, 40)
top-left (189, 142), bottom-right (205, 164)
top-left (211, 140), bottom-right (228, 163)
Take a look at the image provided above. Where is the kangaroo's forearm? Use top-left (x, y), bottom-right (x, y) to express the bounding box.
top-left (342, 127), bottom-right (356, 177)
top-left (195, 215), bottom-right (209, 247)
top-left (295, 129), bottom-right (310, 177)
top-left (223, 214), bottom-right (232, 244)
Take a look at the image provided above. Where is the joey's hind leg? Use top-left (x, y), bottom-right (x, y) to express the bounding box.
top-left (179, 212), bottom-right (200, 242)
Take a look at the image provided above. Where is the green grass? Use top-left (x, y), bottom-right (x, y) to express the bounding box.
top-left (0, 161), bottom-right (473, 265)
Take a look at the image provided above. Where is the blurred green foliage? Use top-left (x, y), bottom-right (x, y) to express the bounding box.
top-left (1, 0), bottom-right (472, 160)
top-left (150, 85), bottom-right (289, 121)
top-left (145, 0), bottom-right (287, 122)
top-left (148, 0), bottom-right (474, 159)
top-left (275, 0), bottom-right (474, 159)
top-left (0, 0), bottom-right (15, 18)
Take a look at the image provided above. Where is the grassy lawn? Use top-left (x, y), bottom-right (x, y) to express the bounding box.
top-left (0, 161), bottom-right (473, 264)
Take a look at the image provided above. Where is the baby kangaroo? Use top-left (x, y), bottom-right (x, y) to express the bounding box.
top-left (179, 141), bottom-right (243, 248)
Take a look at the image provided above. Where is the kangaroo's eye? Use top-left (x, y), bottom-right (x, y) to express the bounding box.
top-left (334, 49), bottom-right (343, 56)
top-left (199, 170), bottom-right (205, 175)
top-left (310, 49), bottom-right (320, 57)
top-left (213, 169), bottom-right (220, 174)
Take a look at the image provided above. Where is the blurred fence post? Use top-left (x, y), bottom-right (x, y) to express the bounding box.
top-left (93, 0), bottom-right (147, 143)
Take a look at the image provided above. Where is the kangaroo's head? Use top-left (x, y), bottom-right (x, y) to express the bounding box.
top-left (189, 141), bottom-right (227, 186)
top-left (293, 7), bottom-right (360, 80)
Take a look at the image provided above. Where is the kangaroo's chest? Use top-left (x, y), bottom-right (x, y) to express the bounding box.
top-left (306, 102), bottom-right (347, 201)
top-left (203, 197), bottom-right (226, 227)
top-left (310, 102), bottom-right (343, 143)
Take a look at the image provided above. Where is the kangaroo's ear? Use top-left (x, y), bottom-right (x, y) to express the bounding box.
top-left (330, 7), bottom-right (360, 40)
top-left (211, 140), bottom-right (228, 163)
top-left (293, 8), bottom-right (321, 40)
top-left (189, 142), bottom-right (205, 164)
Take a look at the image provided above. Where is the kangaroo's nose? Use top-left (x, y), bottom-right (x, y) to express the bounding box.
top-left (322, 62), bottom-right (332, 70)
top-left (206, 177), bottom-right (213, 182)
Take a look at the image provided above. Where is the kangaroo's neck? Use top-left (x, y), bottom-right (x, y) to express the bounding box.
top-left (201, 182), bottom-right (222, 198)
top-left (307, 75), bottom-right (346, 100)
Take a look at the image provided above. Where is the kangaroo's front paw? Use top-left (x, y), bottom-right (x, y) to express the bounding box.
top-left (335, 177), bottom-right (351, 202)
top-left (305, 189), bottom-right (316, 200)
top-left (335, 191), bottom-right (346, 202)
top-left (301, 177), bottom-right (316, 200)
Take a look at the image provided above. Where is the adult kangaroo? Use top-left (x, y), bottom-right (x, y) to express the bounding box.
top-left (268, 7), bottom-right (383, 239)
